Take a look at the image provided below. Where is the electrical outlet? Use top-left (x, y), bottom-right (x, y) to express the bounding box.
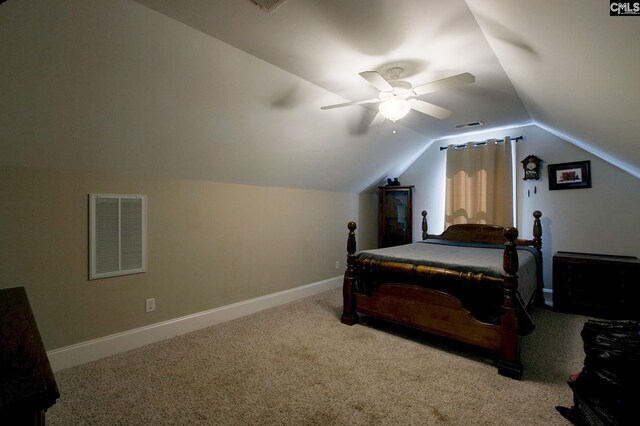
top-left (145, 298), bottom-right (155, 313)
top-left (335, 261), bottom-right (340, 269)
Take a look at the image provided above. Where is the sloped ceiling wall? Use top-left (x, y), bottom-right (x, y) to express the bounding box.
top-left (1, 0), bottom-right (638, 192)
top-left (132, 0), bottom-right (640, 180)
top-left (466, 0), bottom-right (640, 178)
top-left (133, 0), bottom-right (532, 140)
top-left (0, 0), bottom-right (429, 193)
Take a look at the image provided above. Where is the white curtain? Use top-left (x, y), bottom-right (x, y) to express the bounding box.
top-left (445, 136), bottom-right (513, 228)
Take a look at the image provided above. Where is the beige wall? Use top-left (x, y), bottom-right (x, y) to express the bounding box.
top-left (0, 166), bottom-right (375, 350)
top-left (0, 0), bottom-right (382, 351)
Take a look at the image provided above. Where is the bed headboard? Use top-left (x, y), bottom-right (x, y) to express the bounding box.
top-left (421, 210), bottom-right (542, 250)
top-left (433, 223), bottom-right (507, 244)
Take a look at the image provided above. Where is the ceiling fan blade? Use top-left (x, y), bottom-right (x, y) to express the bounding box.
top-left (410, 100), bottom-right (452, 120)
top-left (321, 98), bottom-right (381, 110)
top-left (412, 72), bottom-right (475, 96)
top-left (359, 71), bottom-right (393, 92)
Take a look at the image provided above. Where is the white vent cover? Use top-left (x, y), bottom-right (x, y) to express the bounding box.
top-left (89, 194), bottom-right (147, 280)
top-left (455, 121), bottom-right (484, 129)
top-left (249, 0), bottom-right (287, 12)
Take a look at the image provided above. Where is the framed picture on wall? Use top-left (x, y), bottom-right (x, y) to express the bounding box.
top-left (548, 161), bottom-right (591, 190)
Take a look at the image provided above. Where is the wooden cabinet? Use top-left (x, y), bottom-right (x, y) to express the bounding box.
top-left (378, 186), bottom-right (413, 248)
top-left (0, 287), bottom-right (59, 425)
top-left (553, 251), bottom-right (640, 319)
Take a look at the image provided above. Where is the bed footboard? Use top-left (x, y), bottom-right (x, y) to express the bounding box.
top-left (340, 216), bottom-right (541, 380)
top-left (356, 284), bottom-right (502, 351)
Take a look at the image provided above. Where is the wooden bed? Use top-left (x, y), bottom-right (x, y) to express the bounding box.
top-left (341, 210), bottom-right (543, 380)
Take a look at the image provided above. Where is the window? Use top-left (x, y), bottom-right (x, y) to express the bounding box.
top-left (444, 137), bottom-right (514, 228)
top-left (89, 194), bottom-right (147, 280)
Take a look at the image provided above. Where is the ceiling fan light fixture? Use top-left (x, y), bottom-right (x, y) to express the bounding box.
top-left (379, 98), bottom-right (411, 122)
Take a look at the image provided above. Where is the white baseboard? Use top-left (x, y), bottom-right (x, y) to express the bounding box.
top-left (48, 276), bottom-right (342, 372)
top-left (542, 288), bottom-right (553, 307)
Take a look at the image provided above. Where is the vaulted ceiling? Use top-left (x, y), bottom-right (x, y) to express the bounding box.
top-left (135, 0), bottom-right (640, 178)
top-left (1, 0), bottom-right (639, 193)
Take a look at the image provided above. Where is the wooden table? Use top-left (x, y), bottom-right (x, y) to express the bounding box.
top-left (0, 287), bottom-right (59, 425)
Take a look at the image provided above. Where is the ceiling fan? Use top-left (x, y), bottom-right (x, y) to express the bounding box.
top-left (321, 68), bottom-right (475, 122)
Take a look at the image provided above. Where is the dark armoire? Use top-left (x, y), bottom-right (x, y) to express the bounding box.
top-left (378, 185), bottom-right (414, 248)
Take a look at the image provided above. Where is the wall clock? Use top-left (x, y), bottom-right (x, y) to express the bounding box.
top-left (521, 155), bottom-right (542, 180)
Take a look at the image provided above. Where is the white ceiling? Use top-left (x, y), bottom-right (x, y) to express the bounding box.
top-left (134, 0), bottom-right (640, 177)
top-left (134, 0), bottom-right (530, 139)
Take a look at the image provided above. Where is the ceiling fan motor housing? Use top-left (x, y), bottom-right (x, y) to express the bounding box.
top-left (379, 81), bottom-right (412, 101)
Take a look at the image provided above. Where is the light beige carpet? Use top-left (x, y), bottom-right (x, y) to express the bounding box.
top-left (47, 288), bottom-right (586, 425)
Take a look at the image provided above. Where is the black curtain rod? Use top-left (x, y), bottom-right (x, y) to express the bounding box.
top-left (439, 135), bottom-right (524, 151)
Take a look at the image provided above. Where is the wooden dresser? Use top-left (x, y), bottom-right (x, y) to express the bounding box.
top-left (553, 251), bottom-right (640, 319)
top-left (0, 287), bottom-right (59, 425)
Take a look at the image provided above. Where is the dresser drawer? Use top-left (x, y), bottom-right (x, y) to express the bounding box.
top-left (553, 251), bottom-right (640, 319)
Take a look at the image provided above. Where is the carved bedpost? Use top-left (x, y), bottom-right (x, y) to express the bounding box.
top-left (341, 221), bottom-right (359, 326)
top-left (531, 210), bottom-right (544, 306)
top-left (421, 210), bottom-right (428, 240)
top-left (532, 210), bottom-right (542, 253)
top-left (498, 227), bottom-right (523, 379)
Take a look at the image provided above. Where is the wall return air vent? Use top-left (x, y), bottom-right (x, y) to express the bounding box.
top-left (249, 0), bottom-right (287, 13)
top-left (89, 194), bottom-right (147, 280)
